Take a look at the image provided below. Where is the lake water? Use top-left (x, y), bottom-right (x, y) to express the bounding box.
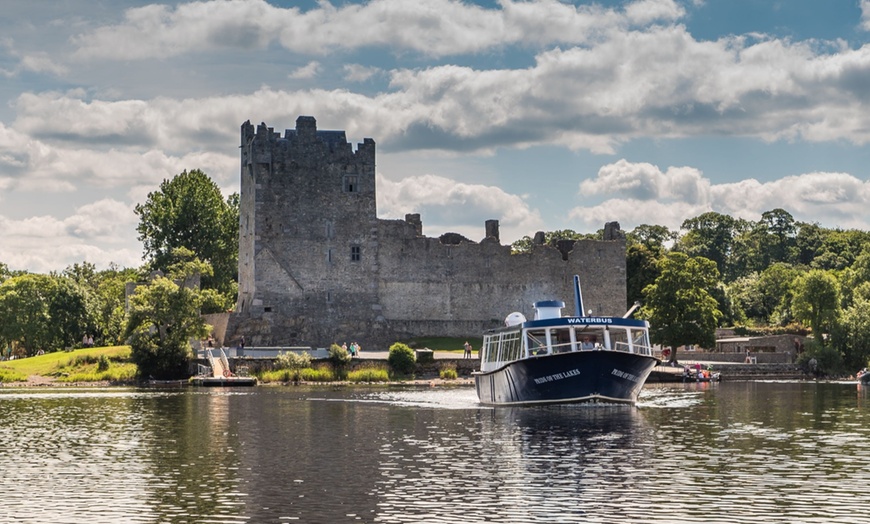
top-left (2, 381), bottom-right (870, 523)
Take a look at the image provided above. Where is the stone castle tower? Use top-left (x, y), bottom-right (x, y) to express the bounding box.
top-left (225, 117), bottom-right (627, 349)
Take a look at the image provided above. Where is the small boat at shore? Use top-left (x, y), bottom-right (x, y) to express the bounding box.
top-left (858, 369), bottom-right (870, 385)
top-left (683, 368), bottom-right (721, 382)
top-left (474, 276), bottom-right (660, 406)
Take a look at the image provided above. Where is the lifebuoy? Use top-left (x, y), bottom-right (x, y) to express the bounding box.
top-left (223, 369), bottom-right (232, 378)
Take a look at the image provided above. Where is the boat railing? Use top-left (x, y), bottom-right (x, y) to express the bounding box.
top-left (614, 341), bottom-right (655, 357)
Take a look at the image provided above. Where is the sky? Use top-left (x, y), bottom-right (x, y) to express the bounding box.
top-left (3, 0), bottom-right (870, 273)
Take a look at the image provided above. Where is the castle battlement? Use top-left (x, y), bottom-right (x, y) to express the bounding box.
top-left (227, 117), bottom-right (626, 350)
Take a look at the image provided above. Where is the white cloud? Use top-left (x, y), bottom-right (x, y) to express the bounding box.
top-left (377, 173), bottom-right (544, 243)
top-left (343, 64), bottom-right (381, 82)
top-left (11, 7), bottom-right (870, 162)
top-left (18, 53), bottom-right (68, 76)
top-left (68, 0), bottom-right (671, 61)
top-left (862, 0), bottom-right (870, 31)
top-left (289, 61), bottom-right (320, 80)
top-left (623, 0), bottom-right (685, 26)
top-left (0, 199), bottom-right (142, 272)
top-left (571, 160), bottom-right (870, 232)
top-left (0, 119), bottom-right (237, 193)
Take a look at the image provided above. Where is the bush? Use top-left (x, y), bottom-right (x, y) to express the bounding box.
top-left (388, 342), bottom-right (416, 376)
top-left (300, 366), bottom-right (335, 382)
top-left (439, 364), bottom-right (458, 380)
top-left (275, 351), bottom-right (311, 370)
top-left (796, 340), bottom-right (844, 377)
top-left (257, 369), bottom-right (292, 383)
top-left (348, 364), bottom-right (390, 383)
top-left (329, 343), bottom-right (352, 367)
top-left (97, 354), bottom-right (110, 372)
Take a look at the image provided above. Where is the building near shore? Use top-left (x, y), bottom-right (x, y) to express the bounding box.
top-left (220, 117), bottom-right (627, 350)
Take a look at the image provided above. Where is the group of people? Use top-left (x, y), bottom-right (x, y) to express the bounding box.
top-left (342, 341), bottom-right (362, 357)
top-left (81, 334), bottom-right (94, 348)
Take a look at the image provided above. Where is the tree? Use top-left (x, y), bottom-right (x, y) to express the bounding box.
top-left (0, 274), bottom-right (91, 355)
top-left (627, 224), bottom-right (676, 251)
top-left (626, 224), bottom-right (674, 307)
top-left (48, 277), bottom-right (95, 349)
top-left (135, 169), bottom-right (239, 304)
top-left (626, 243), bottom-right (661, 307)
top-left (676, 212), bottom-right (739, 278)
top-left (792, 269), bottom-right (840, 345)
top-left (756, 208), bottom-right (797, 265)
top-left (641, 252), bottom-right (722, 364)
top-left (810, 228), bottom-right (870, 271)
top-left (124, 264), bottom-right (211, 379)
top-left (834, 282), bottom-right (870, 370)
top-left (93, 265), bottom-right (142, 345)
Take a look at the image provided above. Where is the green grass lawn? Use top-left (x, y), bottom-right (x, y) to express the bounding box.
top-left (0, 346), bottom-right (133, 382)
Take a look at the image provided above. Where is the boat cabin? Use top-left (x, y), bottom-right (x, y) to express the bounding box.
top-left (479, 301), bottom-right (653, 373)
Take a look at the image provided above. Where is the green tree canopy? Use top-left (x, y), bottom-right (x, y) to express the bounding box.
top-left (135, 169), bottom-right (239, 304)
top-left (124, 268), bottom-right (211, 380)
top-left (641, 252), bottom-right (722, 363)
top-left (0, 273), bottom-right (92, 355)
top-left (835, 281), bottom-right (870, 370)
top-left (677, 211), bottom-right (739, 277)
top-left (625, 224), bottom-right (675, 307)
top-left (792, 269), bottom-right (840, 345)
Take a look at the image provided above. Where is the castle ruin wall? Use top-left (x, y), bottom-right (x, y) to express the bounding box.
top-left (226, 117), bottom-right (627, 349)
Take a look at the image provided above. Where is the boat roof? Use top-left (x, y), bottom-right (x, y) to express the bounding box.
top-left (486, 315), bottom-right (648, 334)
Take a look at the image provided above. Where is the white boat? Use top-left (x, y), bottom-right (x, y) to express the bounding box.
top-left (474, 276), bottom-right (660, 406)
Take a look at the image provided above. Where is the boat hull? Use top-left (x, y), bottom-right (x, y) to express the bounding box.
top-left (475, 350), bottom-right (659, 406)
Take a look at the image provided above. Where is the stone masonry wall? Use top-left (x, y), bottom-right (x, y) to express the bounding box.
top-left (225, 117), bottom-right (627, 350)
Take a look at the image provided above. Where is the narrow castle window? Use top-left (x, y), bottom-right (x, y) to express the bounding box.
top-left (327, 248), bottom-right (333, 263)
top-left (344, 175), bottom-right (359, 193)
top-left (351, 245), bottom-right (361, 262)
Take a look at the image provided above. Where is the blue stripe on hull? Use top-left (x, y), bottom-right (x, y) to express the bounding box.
top-left (475, 351), bottom-right (659, 406)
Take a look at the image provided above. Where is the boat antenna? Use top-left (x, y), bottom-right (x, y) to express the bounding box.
top-left (573, 275), bottom-right (585, 317)
top-left (623, 301), bottom-right (641, 318)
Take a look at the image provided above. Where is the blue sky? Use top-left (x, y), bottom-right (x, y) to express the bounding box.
top-left (2, 0), bottom-right (870, 272)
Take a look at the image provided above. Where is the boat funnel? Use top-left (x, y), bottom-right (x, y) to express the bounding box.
top-left (534, 300), bottom-right (565, 320)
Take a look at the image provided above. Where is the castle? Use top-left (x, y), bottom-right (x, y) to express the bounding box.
top-left (221, 117), bottom-right (627, 350)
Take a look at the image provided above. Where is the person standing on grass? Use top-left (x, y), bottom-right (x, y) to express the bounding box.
top-left (464, 341), bottom-right (472, 359)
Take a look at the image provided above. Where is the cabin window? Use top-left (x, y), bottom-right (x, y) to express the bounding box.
top-left (527, 330), bottom-right (548, 356)
top-left (578, 332), bottom-right (598, 350)
top-left (344, 175), bottom-right (359, 193)
top-left (501, 331), bottom-right (522, 362)
top-left (482, 334), bottom-right (498, 363)
top-left (350, 245), bottom-right (361, 261)
top-left (610, 329), bottom-right (629, 352)
top-left (631, 329), bottom-right (650, 354)
top-left (553, 328), bottom-right (573, 353)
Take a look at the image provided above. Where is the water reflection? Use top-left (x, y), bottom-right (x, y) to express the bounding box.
top-left (1, 382), bottom-right (870, 523)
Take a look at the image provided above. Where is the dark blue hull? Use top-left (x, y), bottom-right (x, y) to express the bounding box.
top-left (475, 350), bottom-right (659, 406)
